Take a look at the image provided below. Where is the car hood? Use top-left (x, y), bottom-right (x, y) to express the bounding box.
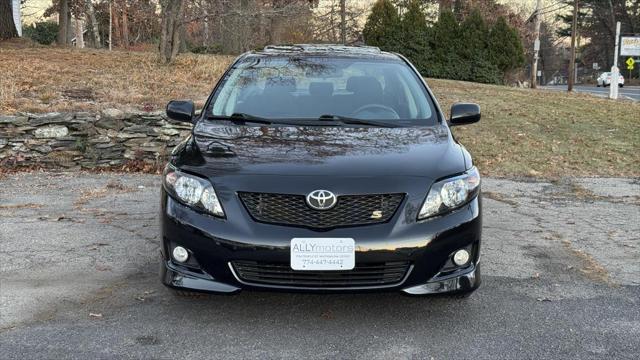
top-left (174, 122), bottom-right (465, 179)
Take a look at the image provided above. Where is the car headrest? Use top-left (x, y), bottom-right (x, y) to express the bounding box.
top-left (346, 76), bottom-right (383, 98)
top-left (309, 82), bottom-right (334, 97)
top-left (265, 76), bottom-right (297, 92)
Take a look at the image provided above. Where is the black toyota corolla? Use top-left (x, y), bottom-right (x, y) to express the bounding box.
top-left (160, 44), bottom-right (482, 297)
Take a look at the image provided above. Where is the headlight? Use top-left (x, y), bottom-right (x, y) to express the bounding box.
top-left (418, 167), bottom-right (480, 220)
top-left (163, 166), bottom-right (225, 217)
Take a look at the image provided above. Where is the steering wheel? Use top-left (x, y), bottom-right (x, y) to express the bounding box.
top-left (352, 104), bottom-right (400, 119)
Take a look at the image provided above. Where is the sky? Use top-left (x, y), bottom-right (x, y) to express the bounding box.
top-left (21, 0), bottom-right (52, 24)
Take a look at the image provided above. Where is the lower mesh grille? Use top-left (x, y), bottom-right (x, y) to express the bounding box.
top-left (231, 261), bottom-right (410, 288)
top-left (238, 192), bottom-right (404, 229)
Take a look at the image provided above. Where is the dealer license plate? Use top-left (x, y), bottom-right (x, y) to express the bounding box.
top-left (290, 238), bottom-right (355, 271)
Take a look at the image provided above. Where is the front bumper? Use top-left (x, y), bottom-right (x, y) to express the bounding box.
top-left (161, 257), bottom-right (481, 295)
top-left (160, 190), bottom-right (482, 295)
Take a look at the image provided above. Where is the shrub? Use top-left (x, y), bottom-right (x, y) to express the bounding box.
top-left (190, 44), bottom-right (223, 54)
top-left (23, 22), bottom-right (59, 45)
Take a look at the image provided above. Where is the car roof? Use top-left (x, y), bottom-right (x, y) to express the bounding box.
top-left (247, 44), bottom-right (402, 61)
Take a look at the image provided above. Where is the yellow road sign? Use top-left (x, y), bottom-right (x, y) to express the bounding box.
top-left (626, 57), bottom-right (635, 69)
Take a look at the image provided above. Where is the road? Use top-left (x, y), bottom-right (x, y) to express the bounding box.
top-left (1, 172), bottom-right (639, 359)
top-left (542, 85), bottom-right (640, 101)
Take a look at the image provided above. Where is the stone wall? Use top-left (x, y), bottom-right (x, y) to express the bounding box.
top-left (0, 110), bottom-right (192, 169)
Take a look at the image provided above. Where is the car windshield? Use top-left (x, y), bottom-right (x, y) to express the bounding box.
top-left (208, 55), bottom-right (437, 125)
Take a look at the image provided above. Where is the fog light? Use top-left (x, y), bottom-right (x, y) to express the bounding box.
top-left (453, 249), bottom-right (470, 266)
top-left (172, 246), bottom-right (189, 263)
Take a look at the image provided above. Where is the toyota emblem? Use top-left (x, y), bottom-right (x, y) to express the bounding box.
top-left (306, 190), bottom-right (337, 210)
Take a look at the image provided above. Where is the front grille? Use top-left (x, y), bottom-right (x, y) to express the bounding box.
top-left (238, 192), bottom-right (404, 229)
top-left (231, 261), bottom-right (411, 288)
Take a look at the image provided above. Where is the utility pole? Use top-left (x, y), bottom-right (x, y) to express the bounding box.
top-left (340, 0), bottom-right (346, 45)
top-left (531, 0), bottom-right (542, 88)
top-left (609, 21), bottom-right (621, 100)
top-left (567, 0), bottom-right (578, 92)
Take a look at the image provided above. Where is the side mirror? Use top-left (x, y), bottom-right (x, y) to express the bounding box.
top-left (166, 100), bottom-right (195, 123)
top-left (449, 103), bottom-right (481, 126)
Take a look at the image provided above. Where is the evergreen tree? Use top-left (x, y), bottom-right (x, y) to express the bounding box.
top-left (459, 9), bottom-right (489, 60)
top-left (488, 16), bottom-right (526, 74)
top-left (426, 10), bottom-right (461, 79)
top-left (459, 9), bottom-right (501, 83)
top-left (400, 0), bottom-right (429, 69)
top-left (363, 0), bottom-right (400, 52)
top-left (363, 2), bottom-right (526, 84)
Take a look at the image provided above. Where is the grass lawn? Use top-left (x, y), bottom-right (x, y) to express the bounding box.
top-left (1, 45), bottom-right (638, 178)
top-left (0, 45), bottom-right (234, 113)
top-left (431, 79), bottom-right (640, 178)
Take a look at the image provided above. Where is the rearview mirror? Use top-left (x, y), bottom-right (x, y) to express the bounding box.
top-left (449, 103), bottom-right (481, 126)
top-left (166, 100), bottom-right (195, 123)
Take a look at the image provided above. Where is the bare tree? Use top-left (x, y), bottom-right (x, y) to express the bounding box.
top-left (159, 0), bottom-right (184, 64)
top-left (180, 0), bottom-right (315, 54)
top-left (312, 0), bottom-right (365, 44)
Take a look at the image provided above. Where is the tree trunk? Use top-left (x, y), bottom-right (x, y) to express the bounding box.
top-left (109, 1), bottom-right (112, 50)
top-left (75, 18), bottom-right (85, 48)
top-left (0, 0), bottom-right (18, 40)
top-left (58, 0), bottom-right (71, 45)
top-left (121, 1), bottom-right (129, 48)
top-left (330, 2), bottom-right (337, 43)
top-left (203, 6), bottom-right (209, 46)
top-left (85, 0), bottom-right (102, 48)
top-left (159, 0), bottom-right (184, 64)
top-left (112, 4), bottom-right (121, 47)
top-left (340, 0), bottom-right (346, 44)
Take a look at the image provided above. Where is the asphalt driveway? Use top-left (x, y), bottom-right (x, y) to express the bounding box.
top-left (0, 172), bottom-right (639, 359)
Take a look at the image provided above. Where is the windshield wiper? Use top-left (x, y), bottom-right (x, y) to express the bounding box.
top-left (318, 114), bottom-right (400, 128)
top-left (207, 112), bottom-right (275, 125)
